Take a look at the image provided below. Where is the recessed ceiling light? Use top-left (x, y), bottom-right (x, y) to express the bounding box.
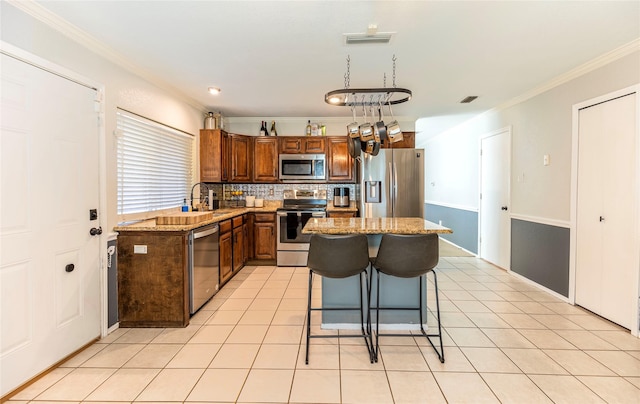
top-left (208, 87), bottom-right (221, 95)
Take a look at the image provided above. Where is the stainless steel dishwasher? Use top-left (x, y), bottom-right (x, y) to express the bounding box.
top-left (189, 223), bottom-right (219, 314)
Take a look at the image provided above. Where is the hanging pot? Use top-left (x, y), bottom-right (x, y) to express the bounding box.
top-left (347, 135), bottom-right (361, 158)
top-left (386, 102), bottom-right (403, 143)
top-left (374, 106), bottom-right (387, 144)
top-left (359, 102), bottom-right (375, 142)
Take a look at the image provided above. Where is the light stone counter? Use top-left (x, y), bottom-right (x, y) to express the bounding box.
top-left (114, 205), bottom-right (279, 232)
top-left (302, 217), bottom-right (452, 235)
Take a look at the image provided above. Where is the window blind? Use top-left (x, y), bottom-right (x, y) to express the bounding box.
top-left (116, 109), bottom-right (193, 221)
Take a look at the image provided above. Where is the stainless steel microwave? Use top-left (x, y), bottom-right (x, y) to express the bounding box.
top-left (279, 154), bottom-right (326, 181)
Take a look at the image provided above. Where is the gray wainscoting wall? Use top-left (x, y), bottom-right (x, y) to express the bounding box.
top-left (425, 203), bottom-right (478, 254)
top-left (511, 219), bottom-right (570, 297)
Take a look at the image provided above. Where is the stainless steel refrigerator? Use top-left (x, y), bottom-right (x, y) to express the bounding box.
top-left (360, 148), bottom-right (424, 218)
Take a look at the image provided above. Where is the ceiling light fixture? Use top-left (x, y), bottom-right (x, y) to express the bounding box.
top-left (208, 87), bottom-right (221, 95)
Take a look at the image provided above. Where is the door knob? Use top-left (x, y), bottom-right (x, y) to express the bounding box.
top-left (501, 206), bottom-right (508, 211)
top-left (89, 227), bottom-right (103, 236)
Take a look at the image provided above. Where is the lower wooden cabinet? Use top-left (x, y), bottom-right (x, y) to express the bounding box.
top-left (219, 220), bottom-right (233, 285)
top-left (117, 231), bottom-right (189, 327)
top-left (253, 213), bottom-right (276, 260)
top-left (328, 211), bottom-right (357, 218)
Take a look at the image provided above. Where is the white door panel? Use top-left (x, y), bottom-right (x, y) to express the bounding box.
top-left (576, 93), bottom-right (637, 329)
top-left (0, 53), bottom-right (101, 396)
top-left (480, 129), bottom-right (511, 270)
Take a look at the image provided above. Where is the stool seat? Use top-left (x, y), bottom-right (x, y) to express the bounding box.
top-left (370, 233), bottom-right (445, 363)
top-left (305, 234), bottom-right (374, 364)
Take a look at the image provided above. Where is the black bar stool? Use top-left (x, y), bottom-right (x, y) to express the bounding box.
top-left (370, 233), bottom-right (445, 363)
top-left (305, 233), bottom-right (374, 364)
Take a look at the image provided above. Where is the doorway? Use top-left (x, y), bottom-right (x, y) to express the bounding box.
top-left (571, 87), bottom-right (639, 333)
top-left (0, 45), bottom-right (104, 396)
top-left (479, 127), bottom-right (511, 270)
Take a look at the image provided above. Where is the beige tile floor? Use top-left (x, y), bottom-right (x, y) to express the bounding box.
top-left (8, 257), bottom-right (640, 403)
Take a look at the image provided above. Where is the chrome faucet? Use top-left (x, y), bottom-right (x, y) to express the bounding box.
top-left (190, 182), bottom-right (208, 211)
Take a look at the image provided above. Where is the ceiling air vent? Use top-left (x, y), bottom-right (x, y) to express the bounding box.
top-left (460, 96), bottom-right (478, 103)
top-left (344, 33), bottom-right (393, 45)
top-left (344, 25), bottom-right (394, 45)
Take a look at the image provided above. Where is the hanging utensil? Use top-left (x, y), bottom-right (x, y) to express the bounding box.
top-left (386, 100), bottom-right (403, 144)
top-left (359, 99), bottom-right (374, 142)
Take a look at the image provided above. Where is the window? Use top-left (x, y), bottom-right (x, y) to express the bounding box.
top-left (116, 109), bottom-right (194, 222)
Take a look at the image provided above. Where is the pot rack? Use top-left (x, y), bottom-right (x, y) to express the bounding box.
top-left (324, 55), bottom-right (412, 107)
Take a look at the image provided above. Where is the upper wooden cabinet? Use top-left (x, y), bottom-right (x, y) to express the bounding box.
top-left (279, 136), bottom-right (326, 154)
top-left (200, 129), bottom-right (229, 182)
top-left (230, 134), bottom-right (252, 182)
top-left (253, 137), bottom-right (279, 182)
top-left (327, 136), bottom-right (354, 183)
top-left (381, 131), bottom-right (415, 149)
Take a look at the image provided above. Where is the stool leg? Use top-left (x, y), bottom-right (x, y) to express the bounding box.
top-left (374, 268), bottom-right (381, 362)
top-left (305, 270), bottom-right (313, 365)
top-left (432, 270), bottom-right (445, 363)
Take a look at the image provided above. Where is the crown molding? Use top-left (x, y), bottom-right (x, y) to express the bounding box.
top-left (7, 0), bottom-right (206, 112)
top-left (497, 37), bottom-right (640, 112)
top-left (425, 37), bottom-right (640, 142)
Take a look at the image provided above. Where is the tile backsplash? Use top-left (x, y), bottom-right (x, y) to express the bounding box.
top-left (198, 183), bottom-right (358, 208)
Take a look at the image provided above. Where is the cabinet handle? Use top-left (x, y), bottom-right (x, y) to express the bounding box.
top-left (599, 216), bottom-right (605, 222)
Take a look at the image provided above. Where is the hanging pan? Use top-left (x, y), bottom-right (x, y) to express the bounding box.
top-left (347, 105), bottom-right (361, 158)
top-left (374, 99), bottom-right (387, 144)
top-left (386, 100), bottom-right (404, 144)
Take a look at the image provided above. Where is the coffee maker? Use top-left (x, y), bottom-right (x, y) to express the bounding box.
top-left (333, 187), bottom-right (350, 207)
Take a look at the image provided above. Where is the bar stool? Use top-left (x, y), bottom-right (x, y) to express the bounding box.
top-left (305, 233), bottom-right (374, 364)
top-left (370, 233), bottom-right (445, 363)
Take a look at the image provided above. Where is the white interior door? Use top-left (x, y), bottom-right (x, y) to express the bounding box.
top-left (576, 93), bottom-right (637, 329)
top-left (480, 129), bottom-right (511, 270)
top-left (1, 52), bottom-right (101, 396)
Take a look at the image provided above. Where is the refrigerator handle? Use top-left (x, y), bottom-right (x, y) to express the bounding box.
top-left (393, 162), bottom-right (399, 215)
top-left (388, 161), bottom-right (394, 216)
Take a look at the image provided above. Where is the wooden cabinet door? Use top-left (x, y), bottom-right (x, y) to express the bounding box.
top-left (327, 136), bottom-right (354, 182)
top-left (242, 222), bottom-right (249, 263)
top-left (279, 137), bottom-right (302, 153)
top-left (254, 222), bottom-right (276, 259)
top-left (200, 129), bottom-right (229, 182)
top-left (328, 211), bottom-right (356, 218)
top-left (230, 134), bottom-right (252, 182)
top-left (232, 225), bottom-right (244, 272)
top-left (304, 137), bottom-right (326, 153)
top-left (253, 137), bottom-right (279, 182)
top-left (219, 230), bottom-right (233, 284)
top-left (380, 131), bottom-right (415, 148)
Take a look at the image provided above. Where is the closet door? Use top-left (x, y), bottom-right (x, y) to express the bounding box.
top-left (576, 93), bottom-right (637, 329)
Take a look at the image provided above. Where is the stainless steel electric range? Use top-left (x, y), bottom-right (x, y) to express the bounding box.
top-left (276, 189), bottom-right (327, 266)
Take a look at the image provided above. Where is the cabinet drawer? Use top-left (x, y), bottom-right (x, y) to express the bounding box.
top-left (232, 215), bottom-right (244, 228)
top-left (254, 213), bottom-right (275, 222)
top-left (219, 219), bottom-right (232, 234)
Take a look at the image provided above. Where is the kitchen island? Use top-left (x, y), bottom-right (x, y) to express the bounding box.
top-left (302, 217), bottom-right (452, 329)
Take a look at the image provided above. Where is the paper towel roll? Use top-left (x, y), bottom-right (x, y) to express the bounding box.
top-left (208, 190), bottom-right (214, 210)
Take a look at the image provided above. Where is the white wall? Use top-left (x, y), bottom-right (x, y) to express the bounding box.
top-left (422, 49), bottom-right (640, 222)
top-left (1, 2), bottom-right (205, 232)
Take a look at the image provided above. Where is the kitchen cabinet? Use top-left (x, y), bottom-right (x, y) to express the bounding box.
top-left (328, 211), bottom-right (357, 218)
top-left (253, 137), bottom-right (279, 182)
top-left (219, 220), bottom-right (233, 284)
top-left (253, 213), bottom-right (276, 260)
top-left (327, 136), bottom-right (354, 182)
top-left (200, 129), bottom-right (229, 182)
top-left (117, 231), bottom-right (189, 327)
top-left (232, 215), bottom-right (245, 272)
top-left (230, 134), bottom-right (252, 182)
top-left (381, 131), bottom-right (415, 149)
top-left (279, 136), bottom-right (326, 154)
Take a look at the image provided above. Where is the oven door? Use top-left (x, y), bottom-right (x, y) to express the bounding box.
top-left (276, 210), bottom-right (326, 251)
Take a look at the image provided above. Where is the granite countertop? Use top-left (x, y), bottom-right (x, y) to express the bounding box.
top-left (114, 204), bottom-right (279, 232)
top-left (301, 217), bottom-right (452, 235)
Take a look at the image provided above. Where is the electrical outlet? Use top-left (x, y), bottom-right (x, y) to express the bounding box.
top-left (134, 245), bottom-right (147, 254)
